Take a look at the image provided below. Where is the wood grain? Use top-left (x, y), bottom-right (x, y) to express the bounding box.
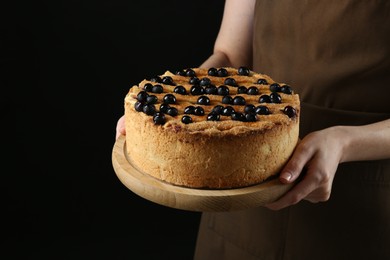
top-left (112, 135), bottom-right (295, 212)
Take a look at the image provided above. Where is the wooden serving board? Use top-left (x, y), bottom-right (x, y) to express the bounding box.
top-left (112, 135), bottom-right (295, 212)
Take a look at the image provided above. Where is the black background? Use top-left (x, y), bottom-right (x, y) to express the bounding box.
top-left (3, 0), bottom-right (225, 259)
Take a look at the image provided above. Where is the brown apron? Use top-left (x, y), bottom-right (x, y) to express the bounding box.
top-left (194, 1), bottom-right (390, 259)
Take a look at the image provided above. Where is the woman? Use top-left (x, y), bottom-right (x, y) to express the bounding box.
top-left (116, 0), bottom-right (390, 258)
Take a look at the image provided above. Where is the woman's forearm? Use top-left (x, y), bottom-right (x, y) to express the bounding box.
top-left (338, 119), bottom-right (390, 162)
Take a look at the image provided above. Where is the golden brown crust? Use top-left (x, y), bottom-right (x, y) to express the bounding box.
top-left (124, 67), bottom-right (300, 189)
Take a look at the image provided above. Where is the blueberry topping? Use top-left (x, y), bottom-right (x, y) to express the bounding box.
top-left (211, 105), bottom-right (224, 115)
top-left (134, 101), bottom-right (144, 112)
top-left (233, 96), bottom-right (246, 105)
top-left (244, 104), bottom-right (256, 114)
top-left (237, 86), bottom-right (247, 94)
top-left (247, 86), bottom-right (259, 95)
top-left (245, 113), bottom-right (257, 122)
top-left (142, 104), bottom-right (156, 115)
top-left (222, 95), bottom-right (233, 104)
top-left (137, 91), bottom-right (148, 102)
top-left (222, 106), bottom-right (235, 116)
top-left (208, 67), bottom-right (218, 76)
top-left (175, 69), bottom-right (186, 76)
top-left (269, 83), bottom-right (281, 92)
top-left (194, 106), bottom-right (205, 116)
top-left (159, 103), bottom-right (170, 113)
top-left (199, 77), bottom-right (211, 87)
top-left (281, 85), bottom-right (293, 94)
top-left (207, 113), bottom-right (220, 121)
top-left (224, 77), bottom-right (237, 86)
top-left (189, 77), bottom-right (200, 85)
top-left (255, 105), bottom-right (270, 115)
top-left (217, 85), bottom-right (229, 96)
top-left (166, 107), bottom-right (178, 117)
top-left (270, 92), bottom-right (282, 103)
top-left (259, 94), bottom-right (271, 103)
top-left (283, 106), bottom-right (296, 118)
top-left (231, 112), bottom-right (245, 121)
top-left (143, 83), bottom-right (153, 92)
top-left (146, 95), bottom-right (158, 104)
top-left (190, 85), bottom-right (204, 95)
top-left (162, 94), bottom-right (176, 104)
top-left (238, 66), bottom-right (250, 76)
top-left (174, 85), bottom-right (187, 95)
top-left (184, 105), bottom-right (196, 114)
top-left (217, 68), bottom-right (228, 77)
top-left (181, 115), bottom-right (193, 124)
top-left (152, 84), bottom-right (163, 93)
top-left (204, 84), bottom-right (217, 94)
top-left (150, 76), bottom-right (162, 83)
top-left (197, 96), bottom-right (211, 105)
top-left (162, 76), bottom-right (175, 86)
top-left (153, 112), bottom-right (166, 125)
top-left (185, 68), bottom-right (196, 77)
top-left (256, 78), bottom-right (268, 85)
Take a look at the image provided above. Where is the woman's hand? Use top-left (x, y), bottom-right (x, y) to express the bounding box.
top-left (265, 126), bottom-right (348, 210)
top-left (116, 115), bottom-right (126, 140)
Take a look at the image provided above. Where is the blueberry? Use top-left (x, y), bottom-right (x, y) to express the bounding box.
top-left (247, 86), bottom-right (259, 95)
top-left (238, 66), bottom-right (250, 76)
top-left (270, 83), bottom-right (281, 92)
top-left (143, 83), bottom-right (153, 92)
top-left (175, 69), bottom-right (186, 76)
top-left (259, 94), bottom-right (271, 103)
top-left (211, 105), bottom-right (224, 115)
top-left (194, 106), bottom-right (205, 116)
top-left (185, 68), bottom-right (196, 77)
top-left (159, 104), bottom-right (170, 113)
top-left (283, 106), bottom-right (296, 118)
top-left (224, 77), bottom-right (237, 86)
top-left (134, 101), bottom-right (144, 112)
top-left (142, 104), bottom-right (156, 115)
top-left (245, 113), bottom-right (257, 122)
top-left (207, 113), bottom-right (220, 121)
top-left (199, 77), bottom-right (211, 87)
top-left (270, 92), bottom-right (282, 103)
top-left (204, 84), bottom-right (217, 94)
top-left (222, 95), bottom-right (233, 104)
top-left (217, 68), bottom-right (228, 77)
top-left (197, 96), bottom-right (210, 105)
top-left (184, 105), bottom-right (196, 114)
top-left (244, 104), bottom-right (256, 114)
top-left (256, 78), bottom-right (268, 85)
top-left (222, 106), bottom-right (235, 116)
top-left (281, 85), bottom-right (293, 94)
top-left (174, 85), bottom-right (187, 95)
top-left (255, 105), bottom-right (270, 115)
top-left (162, 76), bottom-right (175, 86)
top-left (190, 85), bottom-right (204, 95)
top-left (231, 112), bottom-right (245, 121)
top-left (150, 76), bottom-right (161, 83)
top-left (163, 94), bottom-right (176, 104)
top-left (217, 85), bottom-right (229, 96)
top-left (166, 107), bottom-right (178, 117)
top-left (153, 112), bottom-right (166, 125)
top-left (208, 67), bottom-right (218, 76)
top-left (137, 91), bottom-right (148, 102)
top-left (181, 115), bottom-right (193, 124)
top-left (237, 86), bottom-right (247, 94)
top-left (146, 95), bottom-right (158, 104)
top-left (152, 84), bottom-right (163, 94)
top-left (233, 96), bottom-right (246, 105)
top-left (189, 77), bottom-right (200, 85)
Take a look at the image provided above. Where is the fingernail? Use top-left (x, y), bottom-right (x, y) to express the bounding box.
top-left (280, 172), bottom-right (292, 182)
